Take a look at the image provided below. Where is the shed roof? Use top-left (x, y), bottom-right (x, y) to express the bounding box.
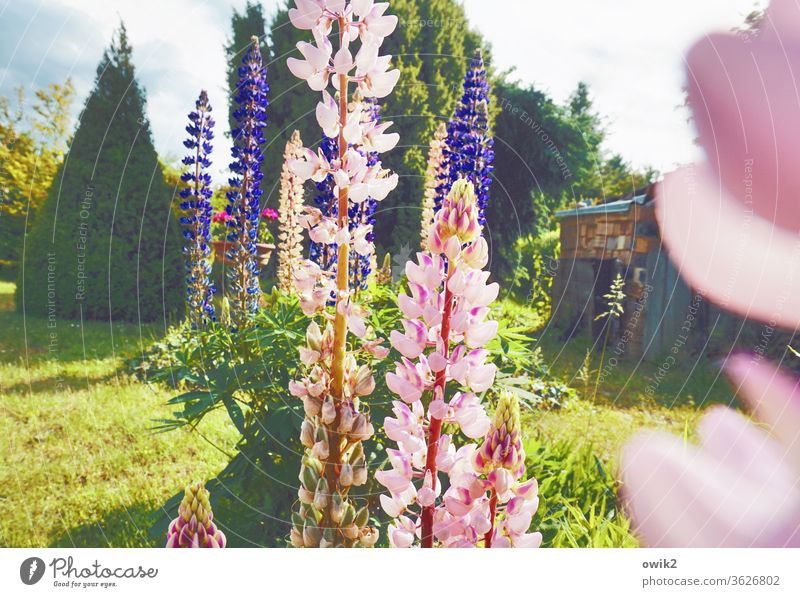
top-left (555, 185), bottom-right (654, 219)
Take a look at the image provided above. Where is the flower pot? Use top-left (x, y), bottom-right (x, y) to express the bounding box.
top-left (255, 243), bottom-right (275, 268)
top-left (212, 241), bottom-right (274, 269)
top-left (211, 240), bottom-right (234, 266)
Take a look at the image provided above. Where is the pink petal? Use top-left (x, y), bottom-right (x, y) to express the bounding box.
top-left (287, 57), bottom-right (314, 80)
top-left (724, 355), bottom-right (800, 470)
top-left (428, 398), bottom-right (448, 420)
top-left (657, 166), bottom-right (800, 330)
top-left (385, 372), bottom-right (422, 403)
top-left (465, 320), bottom-right (498, 348)
top-left (622, 424), bottom-right (800, 547)
top-left (380, 494), bottom-right (405, 518)
top-left (687, 32), bottom-right (800, 232)
top-left (398, 293), bottom-right (423, 319)
top-left (512, 532), bottom-right (542, 548)
top-left (390, 526), bottom-right (414, 548)
top-left (389, 330), bottom-right (425, 360)
top-left (466, 363), bottom-right (496, 393)
top-left (376, 469), bottom-right (412, 494)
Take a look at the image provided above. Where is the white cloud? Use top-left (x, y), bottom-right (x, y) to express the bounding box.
top-left (1, 0), bottom-right (765, 175)
top-left (462, 0), bottom-right (764, 171)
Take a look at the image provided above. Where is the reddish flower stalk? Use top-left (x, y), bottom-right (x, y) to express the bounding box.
top-left (421, 275), bottom-right (454, 547)
top-left (485, 489), bottom-right (498, 547)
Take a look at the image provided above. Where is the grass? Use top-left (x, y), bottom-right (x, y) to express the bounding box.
top-left (495, 297), bottom-right (726, 547)
top-left (0, 283), bottom-right (721, 548)
top-left (0, 281), bottom-right (239, 547)
top-left (534, 327), bottom-right (735, 409)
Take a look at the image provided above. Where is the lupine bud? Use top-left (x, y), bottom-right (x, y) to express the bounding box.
top-left (303, 522), bottom-right (321, 546)
top-left (290, 528), bottom-right (304, 547)
top-left (354, 505), bottom-right (370, 528)
top-left (340, 462), bottom-right (354, 487)
top-left (299, 487), bottom-right (314, 504)
top-left (306, 321), bottom-right (323, 352)
top-left (350, 413), bottom-right (373, 441)
top-left (303, 395), bottom-right (322, 417)
top-left (338, 404), bottom-right (354, 433)
top-left (429, 179), bottom-right (481, 252)
top-left (341, 504), bottom-right (356, 527)
top-left (321, 395), bottom-right (337, 424)
top-left (475, 391), bottom-right (525, 479)
top-left (350, 442), bottom-right (364, 464)
top-left (321, 528), bottom-right (335, 547)
top-left (352, 462), bottom-right (368, 486)
top-left (354, 364), bottom-right (376, 396)
top-left (301, 419), bottom-right (315, 448)
top-left (360, 527), bottom-right (379, 547)
top-left (330, 492), bottom-right (346, 524)
top-left (301, 461), bottom-right (320, 490)
top-left (314, 478), bottom-right (329, 510)
top-left (165, 482), bottom-right (226, 548)
top-left (312, 440), bottom-right (330, 460)
top-left (299, 503), bottom-right (318, 524)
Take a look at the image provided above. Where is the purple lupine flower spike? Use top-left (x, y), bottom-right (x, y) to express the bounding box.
top-left (436, 48), bottom-right (494, 225)
top-left (179, 90), bottom-right (216, 327)
top-left (226, 36), bottom-right (269, 329)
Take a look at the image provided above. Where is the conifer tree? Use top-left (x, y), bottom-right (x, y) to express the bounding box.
top-left (226, 2), bottom-right (269, 137)
top-left (264, 0), bottom-right (494, 256)
top-left (17, 23), bottom-right (183, 323)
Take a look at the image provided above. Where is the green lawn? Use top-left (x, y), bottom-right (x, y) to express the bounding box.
top-left (0, 284), bottom-right (725, 547)
top-left (0, 281), bottom-right (239, 547)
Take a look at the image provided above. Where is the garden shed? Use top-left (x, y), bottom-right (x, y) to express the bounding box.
top-left (549, 185), bottom-right (697, 360)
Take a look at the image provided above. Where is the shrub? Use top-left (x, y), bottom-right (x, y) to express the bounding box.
top-left (510, 230), bottom-right (560, 319)
top-left (147, 286), bottom-right (403, 546)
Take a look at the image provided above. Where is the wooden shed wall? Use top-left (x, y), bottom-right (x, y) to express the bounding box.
top-left (559, 204), bottom-right (657, 265)
top-left (551, 204), bottom-right (693, 360)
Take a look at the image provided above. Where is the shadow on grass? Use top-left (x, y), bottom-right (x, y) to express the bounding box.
top-left (533, 332), bottom-right (735, 409)
top-left (0, 310), bottom-right (166, 366)
top-left (50, 503), bottom-right (161, 548)
top-left (0, 371), bottom-right (122, 397)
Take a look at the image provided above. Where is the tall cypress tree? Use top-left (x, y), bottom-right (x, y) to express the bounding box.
top-left (263, 6), bottom-right (317, 190)
top-left (17, 23), bottom-right (183, 323)
top-left (226, 2), bottom-right (269, 137)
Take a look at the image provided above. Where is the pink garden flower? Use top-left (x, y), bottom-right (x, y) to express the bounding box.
top-left (623, 0), bottom-right (800, 547)
top-left (378, 180), bottom-right (539, 548)
top-left (211, 210), bottom-right (233, 224)
top-left (624, 356), bottom-right (800, 547)
top-left (285, 0), bottom-right (398, 548)
top-left (261, 207), bottom-right (279, 221)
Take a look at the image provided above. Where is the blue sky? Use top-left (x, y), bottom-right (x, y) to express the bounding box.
top-left (1, 0), bottom-right (762, 174)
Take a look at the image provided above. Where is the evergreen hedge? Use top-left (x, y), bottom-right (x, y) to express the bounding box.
top-left (17, 24), bottom-right (183, 323)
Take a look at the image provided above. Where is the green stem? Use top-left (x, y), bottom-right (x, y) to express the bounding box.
top-left (592, 320), bottom-right (611, 404)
